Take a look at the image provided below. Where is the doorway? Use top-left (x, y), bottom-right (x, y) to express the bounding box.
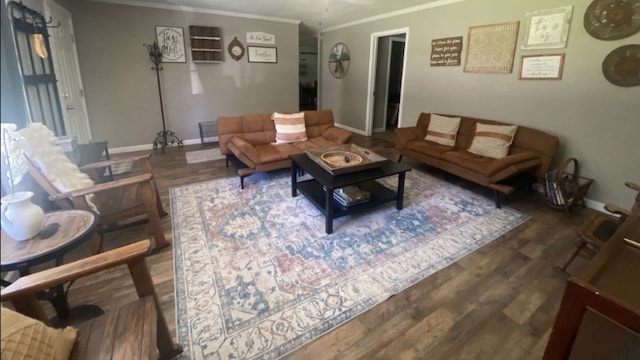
top-left (299, 37), bottom-right (318, 111)
top-left (366, 28), bottom-right (408, 138)
top-left (45, 0), bottom-right (92, 143)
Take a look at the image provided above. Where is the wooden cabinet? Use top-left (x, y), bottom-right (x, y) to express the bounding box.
top-left (189, 25), bottom-right (222, 63)
top-left (543, 215), bottom-right (640, 359)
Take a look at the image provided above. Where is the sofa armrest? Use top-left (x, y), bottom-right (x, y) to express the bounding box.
top-left (322, 127), bottom-right (352, 144)
top-left (393, 127), bottom-right (424, 148)
top-left (229, 136), bottom-right (261, 164)
top-left (488, 154), bottom-right (542, 183)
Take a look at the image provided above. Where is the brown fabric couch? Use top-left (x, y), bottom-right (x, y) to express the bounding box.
top-left (218, 109), bottom-right (352, 187)
top-left (394, 113), bottom-right (559, 207)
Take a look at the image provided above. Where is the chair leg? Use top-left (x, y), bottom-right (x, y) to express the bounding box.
top-left (151, 179), bottom-right (168, 217)
top-left (397, 155), bottom-right (403, 163)
top-left (141, 181), bottom-right (169, 249)
top-left (556, 240), bottom-right (587, 274)
top-left (128, 258), bottom-right (183, 360)
top-left (494, 190), bottom-right (502, 208)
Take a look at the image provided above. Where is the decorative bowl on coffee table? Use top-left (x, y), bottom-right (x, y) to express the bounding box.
top-left (305, 144), bottom-right (387, 175)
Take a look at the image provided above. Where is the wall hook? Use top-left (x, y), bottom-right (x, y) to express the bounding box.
top-left (45, 16), bottom-right (60, 28)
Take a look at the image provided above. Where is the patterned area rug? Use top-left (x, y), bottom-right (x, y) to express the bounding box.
top-left (185, 148), bottom-right (225, 164)
top-left (170, 170), bottom-right (528, 359)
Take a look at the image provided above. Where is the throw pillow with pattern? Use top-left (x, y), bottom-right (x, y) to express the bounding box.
top-left (424, 114), bottom-right (461, 146)
top-left (468, 123), bottom-right (518, 159)
top-left (272, 112), bottom-right (307, 144)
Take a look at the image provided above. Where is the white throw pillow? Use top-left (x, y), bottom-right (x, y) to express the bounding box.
top-left (272, 112), bottom-right (307, 144)
top-left (424, 114), bottom-right (461, 146)
top-left (468, 123), bottom-right (518, 159)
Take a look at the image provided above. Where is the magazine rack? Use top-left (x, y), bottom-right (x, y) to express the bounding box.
top-left (544, 158), bottom-right (593, 214)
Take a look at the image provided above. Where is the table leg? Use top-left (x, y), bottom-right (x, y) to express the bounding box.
top-left (18, 265), bottom-right (71, 320)
top-left (49, 285), bottom-right (71, 319)
top-left (291, 162), bottom-right (298, 197)
top-left (396, 172), bottom-right (406, 210)
top-left (325, 188), bottom-right (334, 234)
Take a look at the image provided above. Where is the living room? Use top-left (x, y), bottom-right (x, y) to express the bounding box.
top-left (2, 0), bottom-right (638, 207)
top-left (1, 0), bottom-right (639, 359)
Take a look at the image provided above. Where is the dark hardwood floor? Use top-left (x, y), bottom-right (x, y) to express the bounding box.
top-left (38, 134), bottom-right (596, 359)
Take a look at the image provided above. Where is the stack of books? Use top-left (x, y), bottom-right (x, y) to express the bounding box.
top-left (332, 185), bottom-right (370, 207)
top-left (544, 169), bottom-right (569, 206)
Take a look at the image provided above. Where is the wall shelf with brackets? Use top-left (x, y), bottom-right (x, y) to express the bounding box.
top-left (189, 25), bottom-right (222, 63)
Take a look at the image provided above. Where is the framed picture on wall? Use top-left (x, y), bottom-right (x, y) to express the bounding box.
top-left (156, 26), bottom-right (186, 63)
top-left (464, 21), bottom-right (519, 73)
top-left (519, 54), bottom-right (565, 80)
top-left (247, 46), bottom-right (277, 63)
top-left (521, 6), bottom-right (573, 50)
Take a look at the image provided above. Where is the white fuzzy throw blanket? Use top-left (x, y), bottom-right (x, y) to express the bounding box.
top-left (18, 123), bottom-right (98, 212)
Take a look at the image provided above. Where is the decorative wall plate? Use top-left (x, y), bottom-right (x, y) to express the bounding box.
top-left (584, 0), bottom-right (640, 40)
top-left (602, 44), bottom-right (640, 86)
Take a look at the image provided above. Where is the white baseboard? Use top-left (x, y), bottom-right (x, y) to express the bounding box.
top-left (335, 123), bottom-right (367, 136)
top-left (108, 137), bottom-right (217, 154)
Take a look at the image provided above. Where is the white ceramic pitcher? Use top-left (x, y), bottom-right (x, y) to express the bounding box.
top-left (1, 191), bottom-right (44, 241)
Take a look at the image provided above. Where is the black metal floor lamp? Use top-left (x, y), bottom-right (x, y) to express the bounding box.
top-left (144, 41), bottom-right (183, 153)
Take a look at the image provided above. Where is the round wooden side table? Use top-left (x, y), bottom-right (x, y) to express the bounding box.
top-left (1, 209), bottom-right (100, 323)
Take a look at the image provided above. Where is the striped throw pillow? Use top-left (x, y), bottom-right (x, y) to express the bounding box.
top-left (272, 112), bottom-right (307, 144)
top-left (468, 123), bottom-right (518, 159)
top-left (424, 114), bottom-right (461, 146)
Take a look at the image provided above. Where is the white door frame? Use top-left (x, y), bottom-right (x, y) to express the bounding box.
top-left (365, 27), bottom-right (409, 136)
top-left (44, 0), bottom-right (92, 143)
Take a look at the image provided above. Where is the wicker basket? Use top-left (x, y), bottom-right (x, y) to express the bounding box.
top-left (543, 158), bottom-right (593, 213)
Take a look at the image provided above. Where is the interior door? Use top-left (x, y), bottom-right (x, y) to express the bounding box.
top-left (372, 37), bottom-right (391, 133)
top-left (45, 0), bottom-right (92, 143)
top-left (366, 28), bottom-right (408, 136)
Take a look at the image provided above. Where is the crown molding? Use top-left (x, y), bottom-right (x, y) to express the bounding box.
top-left (86, 0), bottom-right (301, 25)
top-left (322, 0), bottom-right (464, 33)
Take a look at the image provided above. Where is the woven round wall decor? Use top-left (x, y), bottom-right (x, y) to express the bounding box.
top-left (584, 0), bottom-right (640, 40)
top-left (602, 44), bottom-right (640, 86)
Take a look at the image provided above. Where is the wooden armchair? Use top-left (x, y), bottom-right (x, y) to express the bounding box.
top-left (18, 123), bottom-right (168, 252)
top-left (558, 181), bottom-right (640, 272)
top-left (1, 239), bottom-right (183, 359)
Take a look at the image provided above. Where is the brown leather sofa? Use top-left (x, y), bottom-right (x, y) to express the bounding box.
top-left (394, 113), bottom-right (559, 207)
top-left (218, 109), bottom-right (352, 188)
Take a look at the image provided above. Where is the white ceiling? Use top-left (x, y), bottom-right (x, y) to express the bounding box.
top-left (87, 0), bottom-right (445, 38)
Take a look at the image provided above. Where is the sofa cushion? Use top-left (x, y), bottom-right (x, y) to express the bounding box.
top-left (291, 137), bottom-right (337, 152)
top-left (272, 112), bottom-right (307, 144)
top-left (404, 140), bottom-right (453, 159)
top-left (1, 307), bottom-right (77, 360)
top-left (425, 114), bottom-right (461, 146)
top-left (468, 123), bottom-right (518, 159)
top-left (442, 149), bottom-right (540, 178)
top-left (441, 150), bottom-right (499, 177)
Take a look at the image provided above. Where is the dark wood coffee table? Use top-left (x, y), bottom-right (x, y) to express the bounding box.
top-left (290, 152), bottom-right (411, 234)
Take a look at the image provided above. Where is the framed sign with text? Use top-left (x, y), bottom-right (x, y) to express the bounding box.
top-left (430, 36), bottom-right (463, 66)
top-left (156, 26), bottom-right (186, 63)
top-left (521, 6), bottom-right (573, 50)
top-left (247, 46), bottom-right (277, 63)
top-left (519, 54), bottom-right (565, 80)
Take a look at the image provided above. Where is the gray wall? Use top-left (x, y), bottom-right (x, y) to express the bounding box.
top-left (320, 0), bottom-right (640, 207)
top-left (71, 1), bottom-right (299, 147)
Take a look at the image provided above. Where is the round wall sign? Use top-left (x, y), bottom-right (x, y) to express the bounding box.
top-left (228, 37), bottom-right (245, 61)
top-left (602, 44), bottom-right (640, 87)
top-left (584, 0), bottom-right (640, 40)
